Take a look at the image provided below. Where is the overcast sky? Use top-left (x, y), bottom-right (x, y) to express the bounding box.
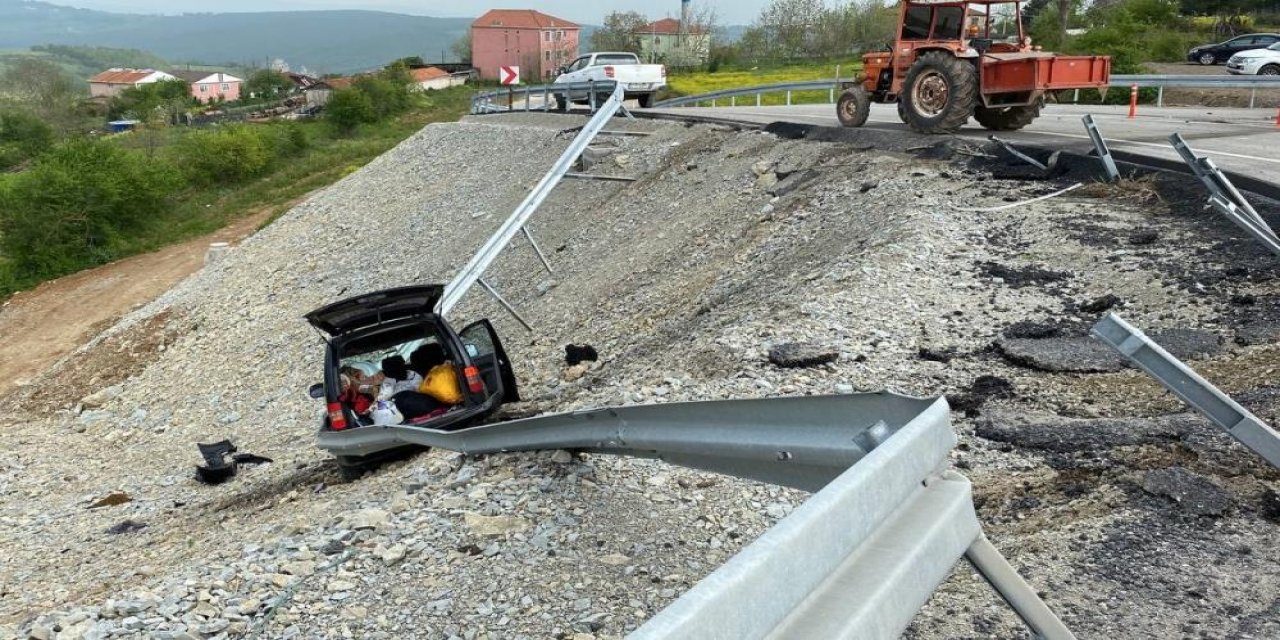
top-left (52, 0), bottom-right (764, 24)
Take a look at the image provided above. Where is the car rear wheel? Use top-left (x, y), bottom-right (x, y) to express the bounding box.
top-left (836, 87), bottom-right (871, 127)
top-left (1198, 52), bottom-right (1217, 65)
top-left (637, 92), bottom-right (656, 108)
top-left (901, 51), bottom-right (979, 134)
top-left (555, 95), bottom-right (568, 112)
top-left (973, 104), bottom-right (1041, 131)
top-left (1261, 65), bottom-right (1280, 76)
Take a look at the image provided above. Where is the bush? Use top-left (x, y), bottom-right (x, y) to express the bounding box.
top-left (0, 109), bottom-right (54, 170)
top-left (173, 125), bottom-right (274, 185)
top-left (326, 88), bottom-right (377, 133)
top-left (0, 138), bottom-right (181, 286)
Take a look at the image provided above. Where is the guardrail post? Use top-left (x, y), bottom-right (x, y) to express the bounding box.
top-left (786, 90), bottom-right (793, 106)
top-left (731, 96), bottom-right (736, 107)
top-left (757, 93), bottom-right (762, 107)
top-left (1157, 86), bottom-right (1164, 108)
top-left (1250, 87), bottom-right (1257, 109)
top-left (1073, 89), bottom-right (1079, 104)
top-left (589, 80), bottom-right (597, 113)
top-left (1082, 115), bottom-right (1120, 182)
top-left (543, 86), bottom-right (551, 112)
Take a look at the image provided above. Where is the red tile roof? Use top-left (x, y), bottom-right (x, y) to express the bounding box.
top-left (640, 18), bottom-right (682, 34)
top-left (638, 17), bottom-right (706, 35)
top-left (410, 67), bottom-right (450, 82)
top-left (473, 9), bottom-right (579, 30)
top-left (88, 68), bottom-right (157, 84)
top-left (325, 77), bottom-right (355, 90)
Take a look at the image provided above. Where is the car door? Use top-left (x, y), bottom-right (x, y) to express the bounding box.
top-left (460, 319), bottom-right (520, 403)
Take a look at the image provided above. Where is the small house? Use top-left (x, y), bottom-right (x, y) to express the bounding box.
top-left (410, 67), bottom-right (468, 91)
top-left (88, 68), bottom-right (179, 99)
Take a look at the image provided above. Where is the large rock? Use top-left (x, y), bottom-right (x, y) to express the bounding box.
top-left (463, 512), bottom-right (532, 536)
top-left (1141, 467), bottom-right (1233, 517)
top-left (768, 342), bottom-right (839, 369)
top-left (345, 509), bottom-right (390, 531)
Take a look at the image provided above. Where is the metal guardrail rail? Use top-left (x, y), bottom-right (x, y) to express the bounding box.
top-left (470, 80), bottom-right (622, 115)
top-left (441, 83), bottom-right (628, 323)
top-left (318, 392), bottom-right (1074, 639)
top-left (647, 74), bottom-right (1280, 109)
top-left (1093, 314), bottom-right (1280, 469)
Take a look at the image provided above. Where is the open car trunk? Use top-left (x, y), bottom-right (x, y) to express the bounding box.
top-left (305, 285), bottom-right (445, 336)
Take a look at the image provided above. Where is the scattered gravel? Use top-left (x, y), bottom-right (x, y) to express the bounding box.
top-left (2, 111), bottom-right (1280, 639)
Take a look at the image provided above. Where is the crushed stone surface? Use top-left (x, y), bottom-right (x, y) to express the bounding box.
top-left (2, 111), bottom-right (1280, 639)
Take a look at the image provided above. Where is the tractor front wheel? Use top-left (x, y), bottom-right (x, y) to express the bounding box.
top-left (836, 87), bottom-right (871, 128)
top-left (901, 51), bottom-right (978, 134)
top-left (974, 104), bottom-right (1040, 131)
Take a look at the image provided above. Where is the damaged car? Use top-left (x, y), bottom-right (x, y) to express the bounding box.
top-left (305, 285), bottom-right (519, 473)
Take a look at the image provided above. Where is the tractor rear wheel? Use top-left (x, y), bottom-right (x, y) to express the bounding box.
top-left (836, 87), bottom-right (871, 127)
top-left (901, 51), bottom-right (978, 134)
top-left (897, 101), bottom-right (908, 123)
top-left (973, 104), bottom-right (1040, 131)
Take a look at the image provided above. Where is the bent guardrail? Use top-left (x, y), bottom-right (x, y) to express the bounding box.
top-left (318, 392), bottom-right (1075, 639)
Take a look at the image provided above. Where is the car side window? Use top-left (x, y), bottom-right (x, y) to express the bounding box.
top-left (1257, 36), bottom-right (1278, 44)
top-left (1228, 36), bottom-right (1254, 46)
top-left (567, 57), bottom-right (588, 72)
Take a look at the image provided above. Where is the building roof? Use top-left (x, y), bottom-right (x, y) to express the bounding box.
top-left (322, 77), bottom-right (355, 90)
top-left (286, 72), bottom-right (320, 88)
top-left (168, 69), bottom-right (208, 83)
top-left (192, 72), bottom-right (243, 85)
top-left (410, 67), bottom-right (450, 82)
top-left (473, 9), bottom-right (579, 30)
top-left (88, 68), bottom-right (165, 84)
top-left (637, 17), bottom-right (706, 35)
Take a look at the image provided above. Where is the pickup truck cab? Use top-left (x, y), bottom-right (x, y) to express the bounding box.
top-left (553, 52), bottom-right (667, 109)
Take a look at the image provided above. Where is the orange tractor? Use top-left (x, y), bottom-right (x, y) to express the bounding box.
top-left (839, 0), bottom-right (1110, 133)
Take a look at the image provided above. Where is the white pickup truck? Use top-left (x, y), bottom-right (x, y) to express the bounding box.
top-left (552, 52), bottom-right (667, 109)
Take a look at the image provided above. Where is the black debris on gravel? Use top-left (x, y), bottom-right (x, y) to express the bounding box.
top-left (1141, 467), bottom-right (1234, 517)
top-left (974, 410), bottom-right (1199, 453)
top-left (1129, 230), bottom-right (1160, 245)
top-left (976, 261), bottom-right (1070, 289)
top-left (1001, 319), bottom-right (1081, 339)
top-left (948, 375), bottom-right (1015, 417)
top-left (1260, 488), bottom-right (1280, 524)
top-left (1236, 322), bottom-right (1280, 346)
top-left (996, 329), bottom-right (1222, 373)
top-left (918, 346), bottom-right (956, 364)
top-left (565, 344), bottom-right (599, 366)
top-left (767, 342), bottom-right (839, 369)
top-left (106, 520), bottom-right (148, 535)
top-left (1080, 294), bottom-right (1122, 314)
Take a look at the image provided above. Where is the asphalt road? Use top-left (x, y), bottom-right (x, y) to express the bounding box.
top-left (649, 103), bottom-right (1280, 187)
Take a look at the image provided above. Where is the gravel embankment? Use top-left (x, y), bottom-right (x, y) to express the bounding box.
top-left (2, 112), bottom-right (1279, 639)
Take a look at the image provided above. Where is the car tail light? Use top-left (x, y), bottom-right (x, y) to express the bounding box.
top-left (327, 402), bottom-right (348, 431)
top-left (464, 366), bottom-right (484, 393)
top-left (604, 66), bottom-right (615, 78)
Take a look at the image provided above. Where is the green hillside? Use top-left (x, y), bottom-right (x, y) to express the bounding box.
top-left (0, 44), bottom-right (168, 81)
top-left (0, 0), bottom-right (474, 74)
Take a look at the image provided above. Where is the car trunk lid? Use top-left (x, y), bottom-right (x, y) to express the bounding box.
top-left (305, 285), bottom-right (445, 336)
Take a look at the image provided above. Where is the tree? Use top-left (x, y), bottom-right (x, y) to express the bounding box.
top-left (393, 56), bottom-right (426, 67)
top-left (0, 59), bottom-right (82, 125)
top-left (109, 79), bottom-right (193, 123)
top-left (244, 69), bottom-right (293, 98)
top-left (591, 11), bottom-right (649, 53)
top-left (326, 88), bottom-right (376, 133)
top-left (0, 109), bottom-right (54, 170)
top-left (451, 32), bottom-right (473, 64)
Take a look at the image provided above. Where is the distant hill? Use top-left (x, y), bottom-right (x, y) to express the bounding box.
top-left (0, 0), bottom-right (474, 74)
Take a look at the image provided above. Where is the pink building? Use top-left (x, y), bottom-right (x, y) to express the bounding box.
top-left (188, 72), bottom-right (243, 103)
top-left (471, 9), bottom-right (580, 81)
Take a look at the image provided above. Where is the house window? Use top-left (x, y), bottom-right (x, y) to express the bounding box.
top-left (544, 31), bottom-right (552, 42)
top-left (221, 83), bottom-right (230, 91)
top-left (545, 51), bottom-right (552, 62)
top-left (200, 85), bottom-right (208, 93)
top-left (556, 30), bottom-right (564, 41)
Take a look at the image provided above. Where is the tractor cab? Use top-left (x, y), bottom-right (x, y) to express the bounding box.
top-left (840, 0), bottom-right (1110, 134)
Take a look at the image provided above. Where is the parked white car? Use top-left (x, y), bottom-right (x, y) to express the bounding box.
top-left (552, 52), bottom-right (667, 109)
top-left (1227, 42), bottom-right (1280, 75)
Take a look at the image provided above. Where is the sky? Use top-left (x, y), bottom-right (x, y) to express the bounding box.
top-left (50, 0), bottom-right (766, 24)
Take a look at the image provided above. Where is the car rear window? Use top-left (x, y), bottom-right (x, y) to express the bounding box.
top-left (594, 54), bottom-right (639, 65)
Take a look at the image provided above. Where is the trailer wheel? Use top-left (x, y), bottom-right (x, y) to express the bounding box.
top-left (973, 104), bottom-right (1040, 131)
top-left (638, 92), bottom-right (657, 108)
top-left (836, 87), bottom-right (871, 128)
top-left (901, 51), bottom-right (978, 134)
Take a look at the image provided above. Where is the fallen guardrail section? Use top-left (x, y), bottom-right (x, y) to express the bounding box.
top-left (318, 392), bottom-right (1075, 639)
top-left (648, 75), bottom-right (1280, 109)
top-left (1093, 313), bottom-right (1280, 469)
top-left (440, 82), bottom-right (628, 326)
top-left (1170, 133), bottom-right (1280, 257)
